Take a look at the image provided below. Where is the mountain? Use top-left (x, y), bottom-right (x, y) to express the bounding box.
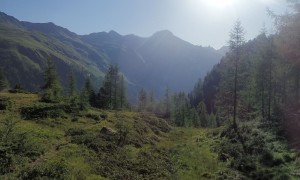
top-left (0, 11), bottom-right (224, 99)
top-left (0, 12), bottom-right (108, 91)
top-left (82, 30), bottom-right (224, 97)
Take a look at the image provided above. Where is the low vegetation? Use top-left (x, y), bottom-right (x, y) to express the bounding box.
top-left (0, 91), bottom-right (299, 179)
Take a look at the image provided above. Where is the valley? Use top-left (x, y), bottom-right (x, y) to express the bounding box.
top-left (1, 1), bottom-right (300, 179)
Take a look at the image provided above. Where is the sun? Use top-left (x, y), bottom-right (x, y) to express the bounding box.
top-left (205, 0), bottom-right (235, 9)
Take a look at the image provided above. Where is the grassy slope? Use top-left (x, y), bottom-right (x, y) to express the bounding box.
top-left (0, 92), bottom-right (225, 179)
top-left (2, 92), bottom-right (298, 179)
top-left (0, 22), bottom-right (106, 90)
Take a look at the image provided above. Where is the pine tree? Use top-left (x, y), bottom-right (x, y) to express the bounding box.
top-left (98, 64), bottom-right (127, 110)
top-left (0, 67), bottom-right (8, 91)
top-left (229, 20), bottom-right (245, 130)
top-left (147, 90), bottom-right (155, 112)
top-left (79, 88), bottom-right (90, 111)
top-left (164, 87), bottom-right (171, 119)
top-left (137, 88), bottom-right (147, 111)
top-left (84, 77), bottom-right (97, 107)
top-left (274, 1), bottom-right (300, 105)
top-left (119, 75), bottom-right (127, 109)
top-left (197, 101), bottom-right (208, 127)
top-left (41, 57), bottom-right (62, 102)
top-left (67, 70), bottom-right (76, 97)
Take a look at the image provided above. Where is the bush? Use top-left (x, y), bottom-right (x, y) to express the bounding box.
top-left (9, 84), bottom-right (27, 94)
top-left (0, 97), bottom-right (12, 110)
top-left (20, 104), bottom-right (66, 120)
top-left (100, 112), bottom-right (108, 120)
top-left (85, 113), bottom-right (100, 121)
top-left (0, 118), bottom-right (44, 175)
top-left (19, 159), bottom-right (69, 179)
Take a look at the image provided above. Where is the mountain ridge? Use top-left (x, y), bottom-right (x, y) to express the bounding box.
top-left (0, 11), bottom-right (226, 99)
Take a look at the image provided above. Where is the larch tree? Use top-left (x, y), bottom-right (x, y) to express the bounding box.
top-left (137, 88), bottom-right (147, 112)
top-left (67, 70), bottom-right (76, 97)
top-left (119, 75), bottom-right (127, 109)
top-left (275, 1), bottom-right (300, 104)
top-left (41, 57), bottom-right (62, 102)
top-left (164, 86), bottom-right (171, 119)
top-left (84, 77), bottom-right (97, 107)
top-left (0, 67), bottom-right (8, 91)
top-left (98, 64), bottom-right (126, 110)
top-left (229, 20), bottom-right (245, 130)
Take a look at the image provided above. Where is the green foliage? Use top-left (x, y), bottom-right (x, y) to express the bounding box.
top-left (85, 112), bottom-right (100, 121)
top-left (0, 97), bottom-right (12, 110)
top-left (0, 67), bottom-right (8, 91)
top-left (98, 64), bottom-right (127, 110)
top-left (218, 123), bottom-right (298, 179)
top-left (100, 112), bottom-right (108, 120)
top-left (137, 88), bottom-right (147, 112)
top-left (19, 158), bottom-right (69, 179)
top-left (1, 91), bottom-right (299, 179)
top-left (189, 78), bottom-right (204, 107)
top-left (198, 101), bottom-right (208, 127)
top-left (67, 70), bottom-right (76, 97)
top-left (0, 118), bottom-right (44, 175)
top-left (20, 103), bottom-right (66, 120)
top-left (9, 84), bottom-right (27, 93)
top-left (84, 77), bottom-right (98, 107)
top-left (79, 88), bottom-right (90, 111)
top-left (40, 58), bottom-right (62, 103)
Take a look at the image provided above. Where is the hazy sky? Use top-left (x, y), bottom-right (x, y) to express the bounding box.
top-left (0, 0), bottom-right (289, 49)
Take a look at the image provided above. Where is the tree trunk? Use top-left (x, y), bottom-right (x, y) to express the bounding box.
top-left (295, 67), bottom-right (300, 105)
top-left (268, 57), bottom-right (272, 122)
top-left (233, 55), bottom-right (238, 130)
top-left (261, 79), bottom-right (265, 118)
top-left (282, 71), bottom-right (287, 104)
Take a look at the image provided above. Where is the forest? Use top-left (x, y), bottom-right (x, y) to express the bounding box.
top-left (1, 1), bottom-right (300, 180)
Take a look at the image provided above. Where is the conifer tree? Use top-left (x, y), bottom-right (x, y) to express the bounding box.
top-left (84, 77), bottom-right (97, 107)
top-left (274, 1), bottom-right (300, 104)
top-left (41, 57), bottom-right (62, 102)
top-left (67, 70), bottom-right (76, 97)
top-left (79, 88), bottom-right (90, 110)
top-left (197, 101), bottom-right (208, 127)
top-left (137, 88), bottom-right (147, 111)
top-left (229, 20), bottom-right (245, 130)
top-left (98, 64), bottom-right (127, 110)
top-left (164, 87), bottom-right (171, 119)
top-left (0, 67), bottom-right (8, 91)
top-left (119, 75), bottom-right (127, 109)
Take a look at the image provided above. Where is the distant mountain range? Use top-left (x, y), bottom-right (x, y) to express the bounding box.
top-left (0, 11), bottom-right (226, 100)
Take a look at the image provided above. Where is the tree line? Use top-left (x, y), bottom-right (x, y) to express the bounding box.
top-left (135, 85), bottom-right (216, 128)
top-left (28, 58), bottom-right (128, 110)
top-left (189, 1), bottom-right (300, 130)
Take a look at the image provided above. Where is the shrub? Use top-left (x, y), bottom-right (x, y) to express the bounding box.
top-left (100, 112), bottom-right (108, 120)
top-left (0, 118), bottom-right (44, 175)
top-left (0, 97), bottom-right (12, 110)
top-left (20, 104), bottom-right (66, 120)
top-left (19, 159), bottom-right (69, 179)
top-left (85, 113), bottom-right (100, 121)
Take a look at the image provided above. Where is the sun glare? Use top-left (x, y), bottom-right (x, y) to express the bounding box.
top-left (205, 0), bottom-right (235, 9)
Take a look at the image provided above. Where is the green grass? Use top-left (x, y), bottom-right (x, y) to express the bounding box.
top-left (0, 91), bottom-right (299, 179)
top-left (159, 128), bottom-right (225, 179)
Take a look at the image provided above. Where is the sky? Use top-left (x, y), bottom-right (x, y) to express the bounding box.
top-left (0, 0), bottom-right (290, 49)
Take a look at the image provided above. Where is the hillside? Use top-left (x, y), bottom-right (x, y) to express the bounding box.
top-left (0, 12), bottom-right (224, 98)
top-left (0, 91), bottom-right (226, 179)
top-left (1, 90), bottom-right (299, 179)
top-left (0, 12), bottom-right (108, 91)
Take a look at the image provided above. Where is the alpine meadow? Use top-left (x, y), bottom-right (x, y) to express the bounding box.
top-left (1, 0), bottom-right (300, 179)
